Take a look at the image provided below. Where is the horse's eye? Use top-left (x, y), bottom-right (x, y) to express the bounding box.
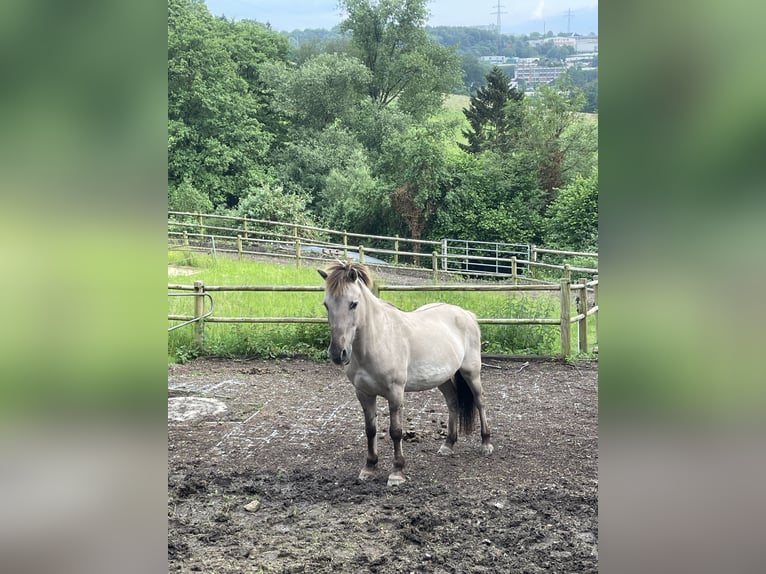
top-left (349, 301), bottom-right (358, 311)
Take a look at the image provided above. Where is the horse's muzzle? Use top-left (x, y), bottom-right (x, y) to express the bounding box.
top-left (329, 345), bottom-right (351, 366)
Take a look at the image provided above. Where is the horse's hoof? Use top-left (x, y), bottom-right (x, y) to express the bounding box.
top-left (387, 472), bottom-right (406, 487)
top-left (481, 444), bottom-right (494, 456)
top-left (437, 445), bottom-right (454, 456)
top-left (358, 467), bottom-right (376, 481)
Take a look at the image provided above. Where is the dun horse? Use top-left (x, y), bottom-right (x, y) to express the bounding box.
top-left (318, 261), bottom-right (493, 487)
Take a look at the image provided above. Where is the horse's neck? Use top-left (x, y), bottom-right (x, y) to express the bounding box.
top-left (355, 286), bottom-right (394, 355)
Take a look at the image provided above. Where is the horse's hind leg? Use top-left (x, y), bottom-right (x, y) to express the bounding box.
top-left (460, 367), bottom-right (494, 456)
top-left (356, 390), bottom-right (378, 480)
top-left (437, 381), bottom-right (459, 456)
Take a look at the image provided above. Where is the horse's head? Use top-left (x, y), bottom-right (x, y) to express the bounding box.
top-left (318, 262), bottom-right (372, 366)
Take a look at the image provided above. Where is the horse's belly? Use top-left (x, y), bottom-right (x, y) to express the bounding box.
top-left (404, 363), bottom-right (454, 392)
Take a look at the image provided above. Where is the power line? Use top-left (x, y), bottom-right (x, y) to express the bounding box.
top-left (566, 8), bottom-right (576, 35)
top-left (490, 1), bottom-right (508, 53)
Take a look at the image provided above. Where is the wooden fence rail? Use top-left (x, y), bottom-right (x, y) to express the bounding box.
top-left (169, 232), bottom-right (598, 282)
top-left (532, 246), bottom-right (598, 258)
top-left (168, 211), bottom-right (598, 283)
top-left (168, 274), bottom-right (598, 357)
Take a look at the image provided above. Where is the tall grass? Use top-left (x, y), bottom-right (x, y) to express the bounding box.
top-left (168, 252), bottom-right (576, 362)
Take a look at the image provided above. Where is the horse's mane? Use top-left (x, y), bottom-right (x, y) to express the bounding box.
top-left (323, 261), bottom-right (372, 295)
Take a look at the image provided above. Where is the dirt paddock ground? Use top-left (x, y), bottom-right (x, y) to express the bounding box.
top-left (168, 357), bottom-right (598, 573)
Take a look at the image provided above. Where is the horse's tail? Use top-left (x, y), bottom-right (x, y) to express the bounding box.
top-left (454, 371), bottom-right (476, 435)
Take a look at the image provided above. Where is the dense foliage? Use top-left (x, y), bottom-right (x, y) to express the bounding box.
top-left (168, 0), bottom-right (598, 252)
top-left (461, 67), bottom-right (524, 155)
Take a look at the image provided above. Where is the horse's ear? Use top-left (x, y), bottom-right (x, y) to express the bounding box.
top-left (348, 267), bottom-right (358, 282)
top-left (317, 269), bottom-right (328, 280)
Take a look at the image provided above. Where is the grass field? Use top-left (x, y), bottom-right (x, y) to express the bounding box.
top-left (168, 251), bottom-right (595, 362)
top-left (443, 93), bottom-right (471, 112)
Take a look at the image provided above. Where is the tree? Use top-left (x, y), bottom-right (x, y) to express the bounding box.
top-left (272, 124), bottom-right (374, 210)
top-left (377, 118), bottom-right (460, 250)
top-left (519, 78), bottom-right (595, 202)
top-left (566, 67), bottom-right (598, 112)
top-left (458, 54), bottom-right (492, 95)
top-left (261, 53), bottom-right (371, 132)
top-left (320, 161), bottom-right (389, 233)
top-left (460, 67), bottom-right (524, 154)
top-left (339, 0), bottom-right (461, 119)
top-left (545, 168), bottom-right (598, 251)
top-left (234, 183), bottom-right (315, 228)
top-left (167, 0), bottom-right (289, 209)
top-left (433, 151), bottom-right (545, 244)
top-left (344, 98), bottom-right (413, 158)
top-left (168, 176), bottom-right (213, 213)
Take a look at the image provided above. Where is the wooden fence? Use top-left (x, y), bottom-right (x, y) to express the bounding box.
top-left (168, 268), bottom-right (598, 358)
top-left (168, 211), bottom-right (598, 284)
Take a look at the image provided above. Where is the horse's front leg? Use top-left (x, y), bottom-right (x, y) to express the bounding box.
top-left (386, 390), bottom-right (406, 487)
top-left (356, 390), bottom-right (378, 480)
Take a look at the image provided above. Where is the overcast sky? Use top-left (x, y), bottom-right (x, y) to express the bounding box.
top-left (204, 1), bottom-right (598, 35)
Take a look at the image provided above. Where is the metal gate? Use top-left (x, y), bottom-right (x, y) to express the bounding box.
top-left (441, 239), bottom-right (530, 277)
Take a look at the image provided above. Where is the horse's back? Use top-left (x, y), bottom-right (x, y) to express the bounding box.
top-left (405, 302), bottom-right (482, 372)
top-left (411, 303), bottom-right (480, 339)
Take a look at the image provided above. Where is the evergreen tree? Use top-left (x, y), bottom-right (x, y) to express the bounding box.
top-left (460, 67), bottom-right (524, 154)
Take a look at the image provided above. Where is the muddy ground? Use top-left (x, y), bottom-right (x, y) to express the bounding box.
top-left (168, 357), bottom-right (597, 573)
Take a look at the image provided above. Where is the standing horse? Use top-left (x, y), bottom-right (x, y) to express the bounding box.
top-left (318, 261), bottom-right (493, 487)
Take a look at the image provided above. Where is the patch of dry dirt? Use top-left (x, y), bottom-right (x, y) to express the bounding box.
top-left (168, 357), bottom-right (598, 573)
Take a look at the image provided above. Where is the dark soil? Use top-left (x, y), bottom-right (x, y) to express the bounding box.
top-left (168, 357), bottom-right (598, 573)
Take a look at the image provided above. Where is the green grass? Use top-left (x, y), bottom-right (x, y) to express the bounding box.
top-left (168, 252), bottom-right (328, 362)
top-left (443, 94), bottom-right (471, 112)
top-left (168, 251), bottom-right (595, 361)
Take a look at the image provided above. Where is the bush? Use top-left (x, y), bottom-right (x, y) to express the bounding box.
top-left (545, 168), bottom-right (598, 251)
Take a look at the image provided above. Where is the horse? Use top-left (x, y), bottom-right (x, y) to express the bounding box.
top-left (318, 261), bottom-right (493, 487)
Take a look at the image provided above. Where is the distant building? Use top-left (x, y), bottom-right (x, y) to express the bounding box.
top-left (551, 36), bottom-right (577, 48)
top-left (528, 36), bottom-right (576, 48)
top-left (528, 36), bottom-right (598, 54)
top-left (565, 53), bottom-right (598, 67)
top-left (479, 55), bottom-right (509, 65)
top-left (575, 37), bottom-right (598, 53)
top-left (513, 63), bottom-right (566, 88)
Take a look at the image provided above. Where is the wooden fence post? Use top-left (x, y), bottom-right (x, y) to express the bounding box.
top-left (359, 245), bottom-right (365, 264)
top-left (394, 235), bottom-right (399, 265)
top-left (577, 285), bottom-right (588, 354)
top-left (343, 232), bottom-right (348, 259)
top-left (237, 235), bottom-right (242, 261)
top-left (198, 214), bottom-right (205, 239)
top-left (511, 256), bottom-right (517, 285)
top-left (559, 275), bottom-right (571, 357)
top-left (593, 274), bottom-right (599, 335)
top-left (243, 219), bottom-right (249, 239)
top-left (531, 245), bottom-right (537, 279)
top-left (295, 239), bottom-right (302, 268)
top-left (183, 230), bottom-right (189, 248)
top-left (193, 280), bottom-right (205, 348)
top-left (432, 251), bottom-right (438, 283)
